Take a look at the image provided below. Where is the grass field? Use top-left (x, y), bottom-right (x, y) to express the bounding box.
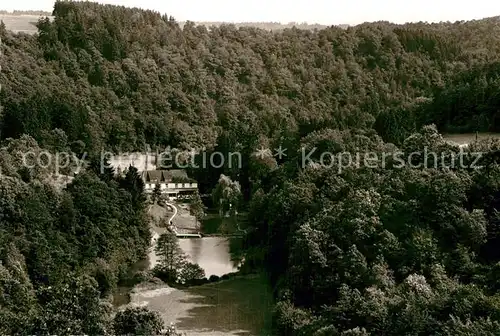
top-left (1, 13), bottom-right (342, 35)
top-left (131, 274), bottom-right (274, 336)
top-left (1, 14), bottom-right (53, 34)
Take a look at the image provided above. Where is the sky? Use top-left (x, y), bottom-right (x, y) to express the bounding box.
top-left (3, 0), bottom-right (500, 25)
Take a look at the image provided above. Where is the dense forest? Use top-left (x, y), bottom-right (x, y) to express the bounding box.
top-left (0, 135), bottom-right (151, 333)
top-left (3, 1), bottom-right (500, 334)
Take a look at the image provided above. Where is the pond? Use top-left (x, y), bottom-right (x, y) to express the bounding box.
top-left (131, 274), bottom-right (273, 336)
top-left (115, 230), bottom-right (272, 335)
top-left (178, 237), bottom-right (240, 277)
top-left (147, 224), bottom-right (242, 276)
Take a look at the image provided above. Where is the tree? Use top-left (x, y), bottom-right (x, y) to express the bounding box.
top-left (92, 258), bottom-right (117, 297)
top-left (0, 20), bottom-right (6, 38)
top-left (120, 165), bottom-right (146, 208)
top-left (212, 174), bottom-right (242, 217)
top-left (0, 244), bottom-right (38, 335)
top-left (179, 262), bottom-right (205, 283)
top-left (189, 191), bottom-right (205, 230)
top-left (113, 307), bottom-right (164, 336)
top-left (7, 2), bottom-right (500, 334)
top-left (152, 184), bottom-right (162, 204)
top-left (154, 233), bottom-right (186, 280)
top-left (34, 274), bottom-right (111, 335)
top-left (89, 154), bottom-right (115, 182)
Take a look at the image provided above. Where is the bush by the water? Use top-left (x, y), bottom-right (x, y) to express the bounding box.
top-left (113, 307), bottom-right (185, 335)
top-left (209, 275), bottom-right (220, 282)
top-left (153, 232), bottom-right (206, 285)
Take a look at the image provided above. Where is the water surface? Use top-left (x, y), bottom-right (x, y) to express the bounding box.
top-left (178, 237), bottom-right (239, 277)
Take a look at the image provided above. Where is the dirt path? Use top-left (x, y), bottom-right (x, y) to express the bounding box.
top-left (165, 201), bottom-right (178, 224)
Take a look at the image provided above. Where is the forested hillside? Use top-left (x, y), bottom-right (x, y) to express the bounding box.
top-left (3, 1), bottom-right (500, 334)
top-left (4, 1), bottom-right (500, 157)
top-left (0, 135), bottom-right (151, 333)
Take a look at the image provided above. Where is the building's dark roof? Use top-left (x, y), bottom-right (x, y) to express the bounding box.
top-left (144, 170), bottom-right (163, 182)
top-left (141, 169), bottom-right (188, 182)
top-left (166, 169), bottom-right (188, 179)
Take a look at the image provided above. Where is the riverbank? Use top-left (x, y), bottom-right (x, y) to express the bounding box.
top-left (114, 199), bottom-right (273, 335)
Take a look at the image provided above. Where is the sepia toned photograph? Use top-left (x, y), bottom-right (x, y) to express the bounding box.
top-left (2, 1), bottom-right (500, 335)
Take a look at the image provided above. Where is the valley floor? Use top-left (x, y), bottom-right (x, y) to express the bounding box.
top-left (130, 274), bottom-right (274, 336)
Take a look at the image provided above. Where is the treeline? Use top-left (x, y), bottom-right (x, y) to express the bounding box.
top-left (3, 1), bottom-right (500, 194)
top-left (0, 10), bottom-right (52, 16)
top-left (179, 21), bottom-right (336, 31)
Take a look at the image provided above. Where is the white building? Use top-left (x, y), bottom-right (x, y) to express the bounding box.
top-left (141, 169), bottom-right (198, 199)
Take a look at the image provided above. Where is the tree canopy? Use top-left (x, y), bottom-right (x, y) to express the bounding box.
top-left (3, 1), bottom-right (500, 334)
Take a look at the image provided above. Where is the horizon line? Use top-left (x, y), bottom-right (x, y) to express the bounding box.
top-left (2, 8), bottom-right (500, 27)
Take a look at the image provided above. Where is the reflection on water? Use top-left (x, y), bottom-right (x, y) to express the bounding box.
top-left (178, 237), bottom-right (239, 277)
top-left (114, 236), bottom-right (242, 307)
top-left (115, 235), bottom-right (273, 335)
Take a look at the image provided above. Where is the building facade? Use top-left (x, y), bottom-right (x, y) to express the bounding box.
top-left (141, 169), bottom-right (198, 199)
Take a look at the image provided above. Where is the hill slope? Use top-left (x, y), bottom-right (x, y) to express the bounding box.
top-left (3, 3), bottom-right (500, 334)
